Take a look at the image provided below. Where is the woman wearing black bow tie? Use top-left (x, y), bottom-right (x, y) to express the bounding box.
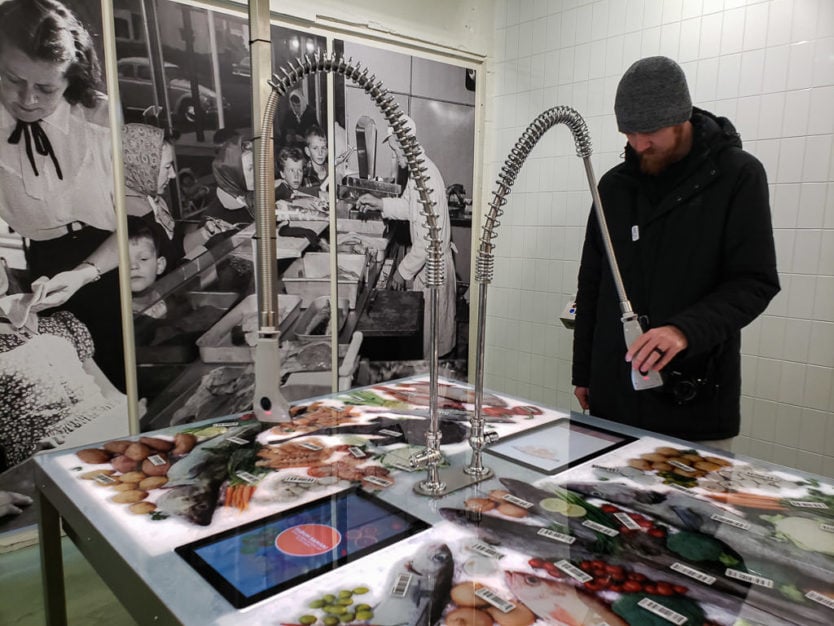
top-left (0, 0), bottom-right (124, 390)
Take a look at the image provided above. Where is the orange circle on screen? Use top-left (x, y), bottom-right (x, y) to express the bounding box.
top-left (275, 524), bottom-right (342, 556)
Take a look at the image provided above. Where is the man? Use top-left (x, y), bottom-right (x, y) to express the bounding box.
top-left (572, 57), bottom-right (779, 448)
top-left (358, 115), bottom-right (456, 358)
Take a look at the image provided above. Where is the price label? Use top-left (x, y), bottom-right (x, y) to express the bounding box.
top-left (671, 562), bottom-right (716, 585)
top-left (348, 446), bottom-right (366, 458)
top-left (614, 512), bottom-right (641, 530)
top-left (147, 454), bottom-right (167, 467)
top-left (710, 514), bottom-right (751, 530)
top-left (537, 528), bottom-right (575, 544)
top-left (789, 500), bottom-right (828, 509)
top-left (283, 474), bottom-right (316, 484)
top-left (668, 460), bottom-right (695, 473)
top-left (391, 573), bottom-right (412, 597)
top-left (226, 436), bottom-right (249, 445)
top-left (474, 587), bottom-right (516, 613)
top-left (501, 494), bottom-right (533, 509)
top-left (378, 428), bottom-right (402, 437)
top-left (236, 471), bottom-right (259, 484)
top-left (554, 559), bottom-right (592, 583)
top-left (820, 522), bottom-right (834, 533)
top-left (637, 598), bottom-right (688, 625)
top-left (93, 474), bottom-right (117, 485)
top-left (213, 421), bottom-right (239, 428)
top-left (469, 541), bottom-right (503, 560)
top-left (298, 441), bottom-right (323, 451)
top-left (363, 476), bottom-right (393, 488)
top-left (725, 569), bottom-right (773, 588)
top-left (806, 590), bottom-right (834, 610)
top-left (582, 520), bottom-right (619, 536)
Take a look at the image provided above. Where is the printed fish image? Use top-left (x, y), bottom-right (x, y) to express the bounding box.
top-left (372, 542), bottom-right (454, 626)
top-left (567, 481), bottom-right (834, 585)
top-left (505, 571), bottom-right (628, 626)
top-left (396, 381), bottom-right (509, 407)
top-left (156, 423), bottom-right (262, 526)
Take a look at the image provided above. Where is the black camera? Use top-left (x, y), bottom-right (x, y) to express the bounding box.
top-left (659, 371), bottom-right (718, 405)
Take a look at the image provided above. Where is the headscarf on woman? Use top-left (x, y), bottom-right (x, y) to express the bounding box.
top-left (212, 134), bottom-right (254, 215)
top-left (122, 123), bottom-right (176, 238)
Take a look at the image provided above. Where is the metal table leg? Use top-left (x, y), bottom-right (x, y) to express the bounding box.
top-left (37, 488), bottom-right (67, 626)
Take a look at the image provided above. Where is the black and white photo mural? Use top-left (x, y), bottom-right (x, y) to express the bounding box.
top-left (0, 0), bottom-right (130, 535)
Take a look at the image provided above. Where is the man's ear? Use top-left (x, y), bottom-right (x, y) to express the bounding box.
top-left (304, 146), bottom-right (311, 158)
top-left (156, 256), bottom-right (167, 276)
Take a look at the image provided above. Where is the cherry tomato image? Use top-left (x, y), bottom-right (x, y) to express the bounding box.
top-left (656, 582), bottom-right (675, 596)
top-left (584, 580), bottom-right (605, 592)
top-left (579, 560), bottom-right (593, 571)
top-left (609, 584), bottom-right (623, 593)
top-left (673, 584), bottom-right (689, 595)
top-left (622, 580), bottom-right (643, 593)
top-left (600, 504), bottom-right (619, 513)
top-left (644, 584), bottom-right (658, 594)
top-left (648, 527), bottom-right (667, 538)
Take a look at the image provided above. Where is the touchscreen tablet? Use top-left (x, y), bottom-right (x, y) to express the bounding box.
top-left (175, 488), bottom-right (428, 608)
top-left (485, 418), bottom-right (635, 474)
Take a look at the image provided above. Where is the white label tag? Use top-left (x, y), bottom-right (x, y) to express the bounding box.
top-left (236, 471), bottom-right (259, 484)
top-left (469, 541), bottom-right (503, 559)
top-left (213, 421), bottom-right (240, 428)
top-left (725, 568), bottom-right (773, 588)
top-left (147, 454), bottom-right (167, 467)
top-left (537, 528), bottom-right (576, 544)
top-left (283, 474), bottom-right (317, 484)
top-left (501, 494), bottom-right (534, 509)
top-left (671, 562), bottom-right (716, 585)
top-left (789, 500), bottom-right (828, 509)
top-left (806, 590), bottom-right (834, 609)
top-left (93, 474), bottom-right (117, 485)
top-left (363, 475), bottom-right (393, 488)
top-left (391, 573), bottom-right (412, 597)
top-left (820, 522), bottom-right (834, 533)
top-left (298, 441), bottom-right (323, 451)
top-left (474, 587), bottom-right (516, 613)
top-left (668, 460), bottom-right (695, 472)
top-left (348, 446), bottom-right (366, 458)
top-left (614, 512), bottom-right (642, 530)
top-left (710, 513), bottom-right (751, 530)
top-left (637, 598), bottom-right (688, 625)
top-left (555, 559), bottom-right (592, 583)
top-left (631, 225), bottom-right (639, 241)
top-left (582, 519), bottom-right (619, 536)
top-left (378, 428), bottom-right (401, 437)
top-left (226, 436), bottom-right (248, 445)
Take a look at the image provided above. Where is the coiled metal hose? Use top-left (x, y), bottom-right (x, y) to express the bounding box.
top-left (476, 105), bottom-right (592, 284)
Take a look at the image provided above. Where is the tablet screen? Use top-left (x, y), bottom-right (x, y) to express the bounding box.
top-left (175, 488), bottom-right (427, 608)
top-left (485, 418), bottom-right (635, 474)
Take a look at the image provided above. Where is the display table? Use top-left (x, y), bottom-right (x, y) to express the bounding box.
top-left (35, 377), bottom-right (834, 625)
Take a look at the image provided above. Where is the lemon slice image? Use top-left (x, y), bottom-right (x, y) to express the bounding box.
top-left (539, 497), bottom-right (586, 517)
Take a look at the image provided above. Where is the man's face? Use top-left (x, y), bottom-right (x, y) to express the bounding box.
top-left (290, 95), bottom-right (302, 117)
top-left (280, 158), bottom-right (304, 190)
top-left (306, 136), bottom-right (327, 166)
top-left (625, 124), bottom-right (688, 175)
top-left (129, 237), bottom-right (165, 293)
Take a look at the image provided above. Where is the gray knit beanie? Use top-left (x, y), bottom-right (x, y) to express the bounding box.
top-left (615, 56), bottom-right (692, 133)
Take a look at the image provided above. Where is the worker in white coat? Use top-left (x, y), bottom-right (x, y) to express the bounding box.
top-left (358, 115), bottom-right (456, 358)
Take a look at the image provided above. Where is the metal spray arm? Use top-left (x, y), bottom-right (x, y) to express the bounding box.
top-left (467, 106), bottom-right (661, 477)
top-left (251, 52), bottom-right (448, 493)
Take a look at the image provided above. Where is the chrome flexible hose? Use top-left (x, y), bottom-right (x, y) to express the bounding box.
top-left (476, 105), bottom-right (591, 284)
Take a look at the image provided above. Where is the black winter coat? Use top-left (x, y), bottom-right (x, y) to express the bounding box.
top-left (572, 109), bottom-right (780, 440)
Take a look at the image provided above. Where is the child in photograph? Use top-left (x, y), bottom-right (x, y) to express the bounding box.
top-left (275, 146), bottom-right (306, 201)
top-left (127, 216), bottom-right (168, 319)
top-left (304, 125), bottom-right (328, 188)
top-left (0, 259), bottom-right (127, 471)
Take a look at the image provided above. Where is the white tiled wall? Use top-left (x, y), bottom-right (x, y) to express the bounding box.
top-left (484, 0), bottom-right (834, 478)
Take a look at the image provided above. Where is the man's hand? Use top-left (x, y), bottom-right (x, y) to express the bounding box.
top-left (574, 386), bottom-right (590, 410)
top-left (0, 491), bottom-right (33, 517)
top-left (390, 269), bottom-right (407, 291)
top-left (626, 325), bottom-right (688, 374)
top-left (357, 193), bottom-right (383, 211)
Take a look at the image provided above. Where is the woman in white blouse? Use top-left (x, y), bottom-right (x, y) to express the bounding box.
top-left (0, 0), bottom-right (124, 388)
